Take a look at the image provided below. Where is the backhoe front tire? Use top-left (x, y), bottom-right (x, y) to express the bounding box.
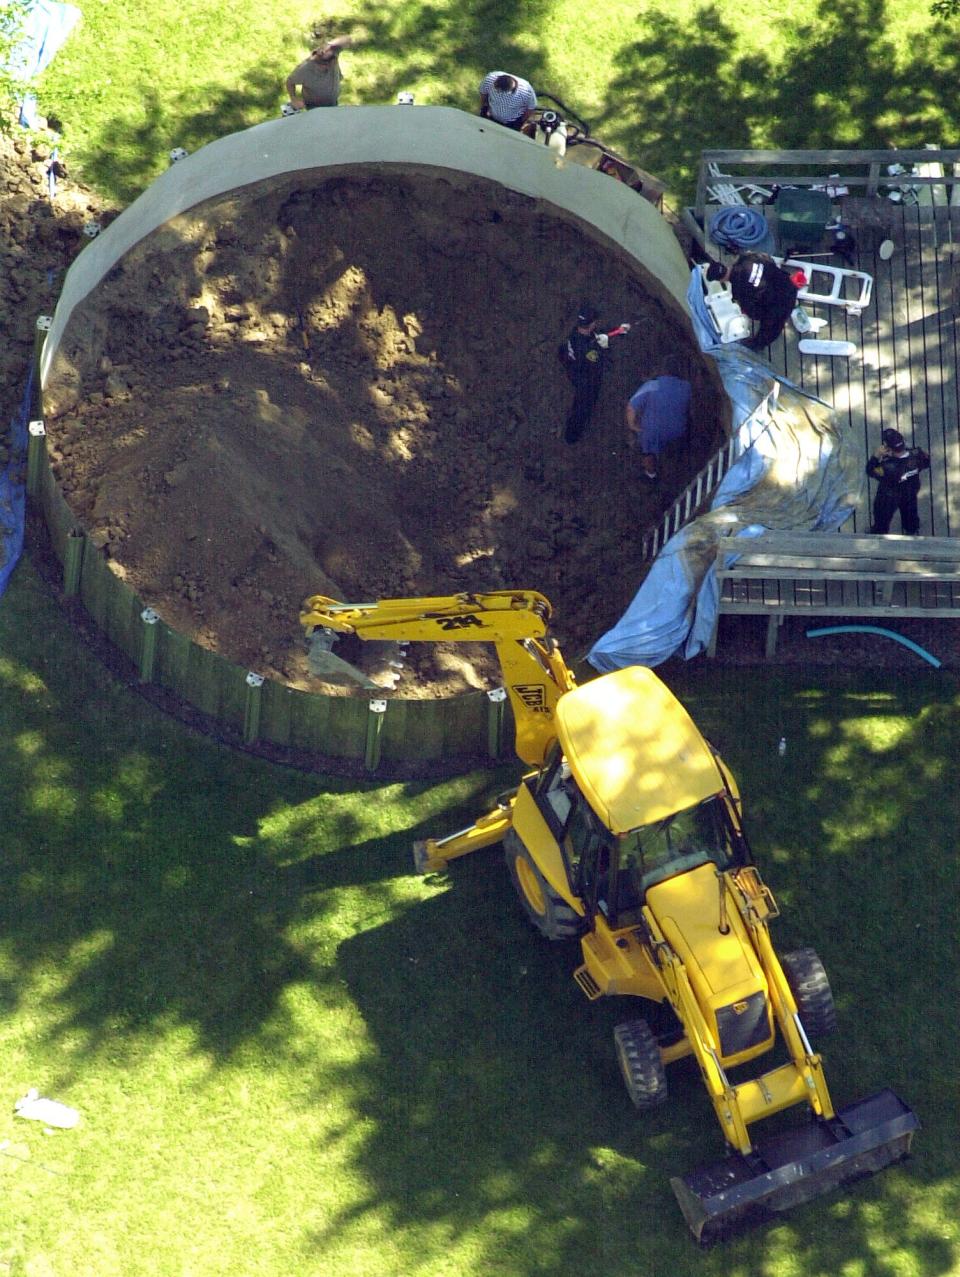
top-left (781, 946), bottom-right (837, 1044)
top-left (614, 1018), bottom-right (668, 1110)
top-left (504, 831), bottom-right (583, 941)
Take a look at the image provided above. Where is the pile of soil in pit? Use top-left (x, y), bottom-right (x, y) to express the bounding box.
top-left (43, 171), bottom-right (726, 696)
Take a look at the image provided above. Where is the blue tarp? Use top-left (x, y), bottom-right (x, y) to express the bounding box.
top-left (0, 369), bottom-right (34, 598)
top-left (588, 268), bottom-right (861, 671)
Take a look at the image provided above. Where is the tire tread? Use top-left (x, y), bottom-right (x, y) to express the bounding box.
top-left (781, 946), bottom-right (838, 1042)
top-left (614, 1018), bottom-right (668, 1109)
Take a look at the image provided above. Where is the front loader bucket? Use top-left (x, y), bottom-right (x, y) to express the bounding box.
top-left (671, 1089), bottom-right (919, 1244)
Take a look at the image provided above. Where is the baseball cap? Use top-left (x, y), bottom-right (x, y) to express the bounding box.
top-left (577, 303), bottom-right (600, 324)
top-left (882, 429), bottom-right (904, 448)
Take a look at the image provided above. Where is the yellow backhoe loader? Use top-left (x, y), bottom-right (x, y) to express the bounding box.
top-left (300, 588), bottom-right (919, 1243)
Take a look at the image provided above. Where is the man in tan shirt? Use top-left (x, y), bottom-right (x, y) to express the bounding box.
top-left (286, 36), bottom-right (354, 109)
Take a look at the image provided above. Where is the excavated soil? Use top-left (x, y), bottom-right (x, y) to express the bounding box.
top-left (43, 170), bottom-right (726, 696)
top-left (0, 133), bottom-right (115, 464)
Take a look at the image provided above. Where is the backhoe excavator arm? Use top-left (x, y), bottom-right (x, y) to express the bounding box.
top-left (300, 590), bottom-right (577, 766)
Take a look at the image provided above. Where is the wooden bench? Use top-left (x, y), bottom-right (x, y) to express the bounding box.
top-left (707, 532), bottom-right (960, 658)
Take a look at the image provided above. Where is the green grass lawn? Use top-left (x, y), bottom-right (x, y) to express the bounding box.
top-left (35, 0), bottom-right (960, 204)
top-left (1, 554), bottom-right (958, 1275)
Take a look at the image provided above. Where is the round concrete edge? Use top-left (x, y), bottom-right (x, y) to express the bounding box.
top-left (40, 105), bottom-right (692, 385)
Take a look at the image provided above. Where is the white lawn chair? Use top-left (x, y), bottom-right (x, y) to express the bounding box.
top-left (706, 162), bottom-right (774, 207)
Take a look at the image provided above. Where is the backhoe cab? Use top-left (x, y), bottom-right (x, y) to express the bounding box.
top-left (300, 590), bottom-right (918, 1243)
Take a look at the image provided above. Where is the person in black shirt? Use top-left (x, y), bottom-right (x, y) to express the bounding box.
top-left (866, 428), bottom-right (930, 535)
top-left (707, 253), bottom-right (800, 351)
top-left (557, 304), bottom-right (630, 444)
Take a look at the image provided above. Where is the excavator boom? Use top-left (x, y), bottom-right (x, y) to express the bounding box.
top-left (300, 590), bottom-right (577, 764)
top-left (300, 589), bottom-right (553, 639)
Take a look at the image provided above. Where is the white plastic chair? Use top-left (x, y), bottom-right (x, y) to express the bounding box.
top-left (706, 162), bottom-right (773, 207)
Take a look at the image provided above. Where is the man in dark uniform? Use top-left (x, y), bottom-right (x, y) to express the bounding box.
top-left (557, 304), bottom-right (630, 444)
top-left (866, 428), bottom-right (930, 535)
top-left (707, 253), bottom-right (800, 351)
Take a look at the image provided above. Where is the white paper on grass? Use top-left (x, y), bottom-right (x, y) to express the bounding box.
top-left (14, 1089), bottom-right (80, 1128)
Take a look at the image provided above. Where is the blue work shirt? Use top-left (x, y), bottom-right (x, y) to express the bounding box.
top-left (628, 376), bottom-right (691, 454)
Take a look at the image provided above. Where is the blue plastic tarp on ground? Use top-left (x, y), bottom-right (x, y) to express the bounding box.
top-left (588, 268), bottom-right (861, 671)
top-left (0, 370), bottom-right (34, 598)
top-left (9, 0), bottom-right (81, 128)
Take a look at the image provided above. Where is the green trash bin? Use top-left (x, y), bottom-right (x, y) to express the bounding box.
top-left (775, 187), bottom-right (832, 252)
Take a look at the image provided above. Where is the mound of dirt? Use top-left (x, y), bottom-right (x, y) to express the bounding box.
top-left (0, 129), bottom-right (114, 459)
top-left (44, 171), bottom-right (726, 695)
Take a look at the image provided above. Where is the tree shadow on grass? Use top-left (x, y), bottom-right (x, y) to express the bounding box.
top-left (763, 0), bottom-right (960, 150)
top-left (317, 0), bottom-right (554, 106)
top-left (600, 0), bottom-right (960, 201)
top-left (51, 0), bottom-right (960, 208)
top-left (596, 5), bottom-right (772, 200)
top-left (77, 1), bottom-right (556, 204)
top-left (21, 815), bottom-right (452, 1070)
top-left (0, 567), bottom-right (500, 1065)
top-left (78, 70), bottom-right (289, 204)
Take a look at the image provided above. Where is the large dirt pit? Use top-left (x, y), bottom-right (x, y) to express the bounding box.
top-left (44, 172), bottom-right (725, 696)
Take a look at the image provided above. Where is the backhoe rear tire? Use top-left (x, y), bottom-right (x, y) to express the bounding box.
top-left (781, 947), bottom-right (837, 1044)
top-left (504, 831), bottom-right (584, 941)
top-left (614, 1018), bottom-right (668, 1110)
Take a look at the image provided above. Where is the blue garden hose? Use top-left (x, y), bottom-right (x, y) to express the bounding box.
top-left (806, 625), bottom-right (941, 668)
top-left (709, 206), bottom-right (774, 254)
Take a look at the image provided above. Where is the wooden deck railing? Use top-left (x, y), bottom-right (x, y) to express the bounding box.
top-left (695, 148), bottom-right (960, 220)
top-left (707, 532), bottom-right (960, 658)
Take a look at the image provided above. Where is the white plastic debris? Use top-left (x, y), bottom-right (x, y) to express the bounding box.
top-left (798, 338), bottom-right (857, 358)
top-left (14, 1089), bottom-right (80, 1129)
top-left (791, 308), bottom-right (828, 335)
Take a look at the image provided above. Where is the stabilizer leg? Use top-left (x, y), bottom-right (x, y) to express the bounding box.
top-left (413, 798), bottom-right (515, 873)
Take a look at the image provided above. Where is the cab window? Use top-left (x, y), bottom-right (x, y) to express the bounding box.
top-left (536, 757), bottom-right (607, 901)
top-left (612, 796), bottom-right (733, 921)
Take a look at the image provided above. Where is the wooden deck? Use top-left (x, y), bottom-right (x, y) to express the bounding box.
top-left (706, 197), bottom-right (960, 539)
top-left (707, 531), bottom-right (960, 657)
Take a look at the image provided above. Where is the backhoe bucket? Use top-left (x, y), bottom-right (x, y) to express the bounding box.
top-left (671, 1089), bottom-right (919, 1244)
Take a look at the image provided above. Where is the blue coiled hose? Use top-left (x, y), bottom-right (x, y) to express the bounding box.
top-left (708, 207), bottom-right (774, 254)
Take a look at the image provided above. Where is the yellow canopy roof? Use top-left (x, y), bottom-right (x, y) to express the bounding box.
top-left (556, 666), bottom-right (723, 834)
